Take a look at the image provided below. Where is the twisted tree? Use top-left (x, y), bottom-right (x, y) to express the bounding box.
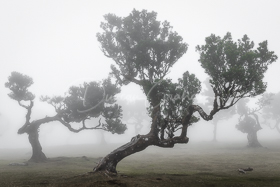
top-left (91, 9), bottom-right (277, 174)
top-left (236, 94), bottom-right (273, 147)
top-left (5, 72), bottom-right (126, 162)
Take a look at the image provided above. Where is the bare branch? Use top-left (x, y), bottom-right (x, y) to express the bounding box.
top-left (57, 118), bottom-right (105, 133)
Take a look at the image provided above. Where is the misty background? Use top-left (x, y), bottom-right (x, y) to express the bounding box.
top-left (0, 0), bottom-right (279, 151)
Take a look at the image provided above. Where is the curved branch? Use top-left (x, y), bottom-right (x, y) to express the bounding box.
top-left (57, 118), bottom-right (105, 133)
top-left (122, 74), bottom-right (142, 85)
top-left (155, 136), bottom-right (189, 148)
top-left (77, 86), bottom-right (106, 114)
top-left (18, 101), bottom-right (34, 134)
top-left (191, 105), bottom-right (219, 121)
top-left (18, 100), bottom-right (30, 109)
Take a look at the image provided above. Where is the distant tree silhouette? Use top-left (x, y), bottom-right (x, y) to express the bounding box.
top-left (236, 94), bottom-right (273, 147)
top-left (5, 72), bottom-right (126, 162)
top-left (118, 99), bottom-right (150, 135)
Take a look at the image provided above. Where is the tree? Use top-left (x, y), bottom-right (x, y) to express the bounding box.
top-left (262, 92), bottom-right (280, 134)
top-left (92, 9), bottom-right (277, 174)
top-left (118, 99), bottom-right (150, 135)
top-left (5, 72), bottom-right (126, 162)
top-left (236, 98), bottom-right (261, 147)
top-left (201, 77), bottom-right (235, 142)
top-left (236, 94), bottom-right (273, 147)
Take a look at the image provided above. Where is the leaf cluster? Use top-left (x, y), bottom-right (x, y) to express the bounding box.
top-left (5, 71), bottom-right (35, 101)
top-left (97, 9), bottom-right (188, 84)
top-left (148, 72), bottom-right (201, 139)
top-left (236, 115), bottom-right (261, 133)
top-left (196, 32), bottom-right (277, 109)
top-left (40, 77), bottom-right (126, 134)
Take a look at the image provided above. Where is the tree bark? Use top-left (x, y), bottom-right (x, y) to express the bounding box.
top-left (28, 127), bottom-right (47, 162)
top-left (93, 134), bottom-right (153, 174)
top-left (247, 131), bottom-right (262, 148)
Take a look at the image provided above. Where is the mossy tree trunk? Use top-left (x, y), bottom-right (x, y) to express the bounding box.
top-left (247, 131), bottom-right (262, 148)
top-left (28, 126), bottom-right (47, 162)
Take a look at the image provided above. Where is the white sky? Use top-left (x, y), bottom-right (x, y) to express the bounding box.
top-left (0, 0), bottom-right (280, 149)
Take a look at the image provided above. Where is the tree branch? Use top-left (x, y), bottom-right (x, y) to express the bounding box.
top-left (155, 136), bottom-right (189, 148)
top-left (57, 118), bottom-right (105, 133)
top-left (18, 101), bottom-right (34, 134)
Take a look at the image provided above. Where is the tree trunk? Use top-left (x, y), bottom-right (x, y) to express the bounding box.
top-left (93, 134), bottom-right (154, 174)
top-left (247, 131), bottom-right (262, 148)
top-left (28, 127), bottom-right (47, 162)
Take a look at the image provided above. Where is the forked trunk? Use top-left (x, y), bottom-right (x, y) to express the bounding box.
top-left (93, 134), bottom-right (155, 174)
top-left (247, 131), bottom-right (262, 148)
top-left (28, 127), bottom-right (47, 162)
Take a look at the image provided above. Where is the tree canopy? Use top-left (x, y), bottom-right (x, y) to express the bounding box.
top-left (97, 9), bottom-right (188, 85)
top-left (5, 71), bottom-right (35, 102)
top-left (196, 33), bottom-right (277, 111)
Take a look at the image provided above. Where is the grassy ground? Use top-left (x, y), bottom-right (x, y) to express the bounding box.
top-left (0, 140), bottom-right (280, 186)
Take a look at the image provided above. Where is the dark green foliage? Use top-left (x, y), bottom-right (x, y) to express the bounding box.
top-left (97, 9), bottom-right (188, 84)
top-left (160, 71), bottom-right (201, 126)
top-left (41, 77), bottom-right (126, 134)
top-left (5, 71), bottom-right (35, 101)
top-left (196, 33), bottom-right (277, 109)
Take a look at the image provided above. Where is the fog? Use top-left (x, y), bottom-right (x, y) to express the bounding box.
top-left (0, 0), bottom-right (279, 155)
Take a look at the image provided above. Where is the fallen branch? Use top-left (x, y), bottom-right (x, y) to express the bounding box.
top-left (238, 167), bottom-right (253, 174)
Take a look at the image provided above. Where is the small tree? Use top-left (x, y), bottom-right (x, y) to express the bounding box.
top-left (91, 9), bottom-right (277, 174)
top-left (5, 72), bottom-right (126, 162)
top-left (236, 94), bottom-right (273, 147)
top-left (262, 92), bottom-right (280, 134)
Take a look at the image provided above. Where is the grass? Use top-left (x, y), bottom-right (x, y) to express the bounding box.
top-left (0, 140), bottom-right (280, 186)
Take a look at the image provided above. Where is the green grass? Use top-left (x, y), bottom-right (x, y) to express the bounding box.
top-left (0, 141), bottom-right (280, 186)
